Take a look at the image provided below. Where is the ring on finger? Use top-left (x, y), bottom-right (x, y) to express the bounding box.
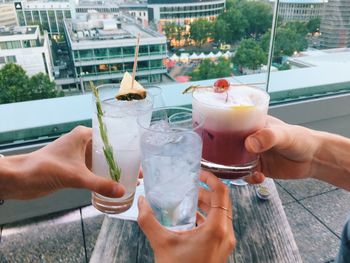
top-left (211, 205), bottom-right (229, 211)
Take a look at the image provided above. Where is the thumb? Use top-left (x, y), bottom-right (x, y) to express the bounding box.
top-left (79, 169), bottom-right (125, 198)
top-left (137, 196), bottom-right (168, 242)
top-left (245, 127), bottom-right (290, 154)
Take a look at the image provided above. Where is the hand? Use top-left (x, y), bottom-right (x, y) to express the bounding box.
top-left (244, 116), bottom-right (320, 183)
top-left (0, 126), bottom-right (125, 200)
top-left (137, 171), bottom-right (236, 263)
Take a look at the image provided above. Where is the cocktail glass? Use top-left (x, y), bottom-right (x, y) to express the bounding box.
top-left (144, 86), bottom-right (165, 108)
top-left (91, 84), bottom-right (153, 214)
top-left (192, 85), bottom-right (270, 185)
top-left (138, 107), bottom-right (203, 230)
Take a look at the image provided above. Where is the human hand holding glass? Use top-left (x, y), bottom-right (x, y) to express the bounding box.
top-left (137, 170), bottom-right (236, 263)
top-left (244, 115), bottom-right (320, 184)
top-left (0, 126), bottom-right (125, 200)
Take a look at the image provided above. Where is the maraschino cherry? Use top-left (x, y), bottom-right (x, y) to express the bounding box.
top-left (213, 79), bottom-right (230, 93)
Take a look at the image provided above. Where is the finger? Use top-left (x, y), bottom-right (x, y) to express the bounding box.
top-left (77, 169), bottom-right (125, 198)
top-left (200, 171), bottom-right (232, 222)
top-left (137, 196), bottom-right (169, 242)
top-left (196, 211), bottom-right (206, 226)
top-left (243, 171), bottom-right (266, 184)
top-left (245, 126), bottom-right (291, 154)
top-left (198, 188), bottom-right (211, 213)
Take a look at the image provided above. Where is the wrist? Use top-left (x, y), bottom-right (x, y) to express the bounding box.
top-left (312, 130), bottom-right (350, 188)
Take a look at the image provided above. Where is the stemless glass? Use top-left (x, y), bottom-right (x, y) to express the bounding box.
top-left (145, 86), bottom-right (165, 108)
top-left (192, 85), bottom-right (270, 186)
top-left (91, 84), bottom-right (153, 214)
top-left (138, 107), bottom-right (204, 230)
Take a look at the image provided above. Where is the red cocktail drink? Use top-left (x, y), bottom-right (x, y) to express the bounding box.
top-left (192, 84), bottom-right (270, 180)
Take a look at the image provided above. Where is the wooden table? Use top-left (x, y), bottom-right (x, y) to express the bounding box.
top-left (90, 179), bottom-right (302, 263)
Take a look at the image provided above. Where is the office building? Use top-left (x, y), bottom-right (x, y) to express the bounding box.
top-left (273, 0), bottom-right (327, 22)
top-left (0, 25), bottom-right (53, 79)
top-left (147, 0), bottom-right (225, 27)
top-left (320, 0), bottom-right (350, 48)
top-left (61, 13), bottom-right (167, 90)
top-left (0, 3), bottom-right (18, 27)
top-left (15, 0), bottom-right (75, 35)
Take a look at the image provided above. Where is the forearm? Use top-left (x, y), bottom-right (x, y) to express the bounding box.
top-left (312, 130), bottom-right (350, 190)
top-left (0, 154), bottom-right (31, 199)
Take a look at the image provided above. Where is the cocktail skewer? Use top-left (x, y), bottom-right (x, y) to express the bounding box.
top-left (131, 33), bottom-right (141, 90)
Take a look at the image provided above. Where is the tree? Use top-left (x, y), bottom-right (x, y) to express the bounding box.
top-left (307, 18), bottom-right (321, 33)
top-left (233, 39), bottom-right (266, 70)
top-left (240, 1), bottom-right (273, 39)
top-left (214, 9), bottom-right (248, 44)
top-left (0, 63), bottom-right (63, 104)
top-left (0, 63), bottom-right (29, 104)
top-left (189, 58), bottom-right (231, 81)
top-left (28, 72), bottom-right (63, 100)
top-left (284, 21), bottom-right (308, 37)
top-left (189, 19), bottom-right (213, 46)
top-left (163, 23), bottom-right (177, 42)
top-left (261, 28), bottom-right (308, 62)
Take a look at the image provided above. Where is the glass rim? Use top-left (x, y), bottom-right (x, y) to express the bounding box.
top-left (192, 84), bottom-right (270, 109)
top-left (94, 84), bottom-right (154, 117)
top-left (137, 106), bottom-right (205, 134)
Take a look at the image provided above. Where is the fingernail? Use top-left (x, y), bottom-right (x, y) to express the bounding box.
top-left (249, 137), bottom-right (261, 152)
top-left (112, 184), bottom-right (124, 197)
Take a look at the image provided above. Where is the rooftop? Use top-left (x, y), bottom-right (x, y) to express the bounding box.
top-left (0, 26), bottom-right (38, 37)
top-left (65, 14), bottom-right (164, 46)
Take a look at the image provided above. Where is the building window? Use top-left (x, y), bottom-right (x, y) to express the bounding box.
top-left (79, 49), bottom-right (94, 60)
top-left (40, 11), bottom-right (50, 31)
top-left (139, 45), bottom-right (149, 56)
top-left (0, 41), bottom-right (21, 49)
top-left (48, 10), bottom-right (58, 33)
top-left (123, 46), bottom-right (135, 57)
top-left (6, 56), bottom-right (17, 63)
top-left (16, 11), bottom-right (26, 26)
top-left (109, 47), bottom-right (121, 58)
top-left (0, 56), bottom-right (5, 64)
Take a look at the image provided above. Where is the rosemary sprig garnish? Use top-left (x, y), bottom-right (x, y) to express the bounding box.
top-left (90, 81), bottom-right (121, 182)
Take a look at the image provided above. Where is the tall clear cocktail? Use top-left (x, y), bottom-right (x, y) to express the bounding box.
top-left (139, 107), bottom-right (203, 230)
top-left (92, 84), bottom-right (153, 214)
top-left (192, 84), bottom-right (269, 181)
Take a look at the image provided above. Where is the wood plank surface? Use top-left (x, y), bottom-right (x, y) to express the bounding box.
top-left (90, 179), bottom-right (302, 263)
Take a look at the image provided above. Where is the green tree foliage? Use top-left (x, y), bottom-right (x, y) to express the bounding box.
top-left (28, 73), bottom-right (64, 100)
top-left (163, 22), bottom-right (186, 46)
top-left (189, 58), bottom-right (231, 81)
top-left (233, 39), bottom-right (266, 70)
top-left (240, 1), bottom-right (273, 38)
top-left (189, 19), bottom-right (213, 46)
top-left (261, 26), bottom-right (308, 62)
top-left (307, 18), bottom-right (321, 33)
top-left (213, 9), bottom-right (248, 44)
top-left (0, 63), bottom-right (63, 104)
top-left (163, 22), bottom-right (178, 41)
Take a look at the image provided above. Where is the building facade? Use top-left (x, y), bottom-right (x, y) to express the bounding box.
top-left (15, 0), bottom-right (75, 35)
top-left (147, 0), bottom-right (225, 27)
top-left (62, 14), bottom-right (167, 90)
top-left (320, 0), bottom-right (350, 49)
top-left (274, 0), bottom-right (327, 22)
top-left (0, 3), bottom-right (18, 27)
top-left (0, 25), bottom-right (53, 79)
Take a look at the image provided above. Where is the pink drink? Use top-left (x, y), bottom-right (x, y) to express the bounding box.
top-left (192, 85), bottom-right (270, 180)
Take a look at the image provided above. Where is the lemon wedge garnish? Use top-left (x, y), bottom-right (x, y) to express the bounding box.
top-left (230, 105), bottom-right (255, 111)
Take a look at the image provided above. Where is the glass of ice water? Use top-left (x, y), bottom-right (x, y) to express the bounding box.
top-left (138, 107), bottom-right (204, 231)
top-left (91, 84), bottom-right (153, 214)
